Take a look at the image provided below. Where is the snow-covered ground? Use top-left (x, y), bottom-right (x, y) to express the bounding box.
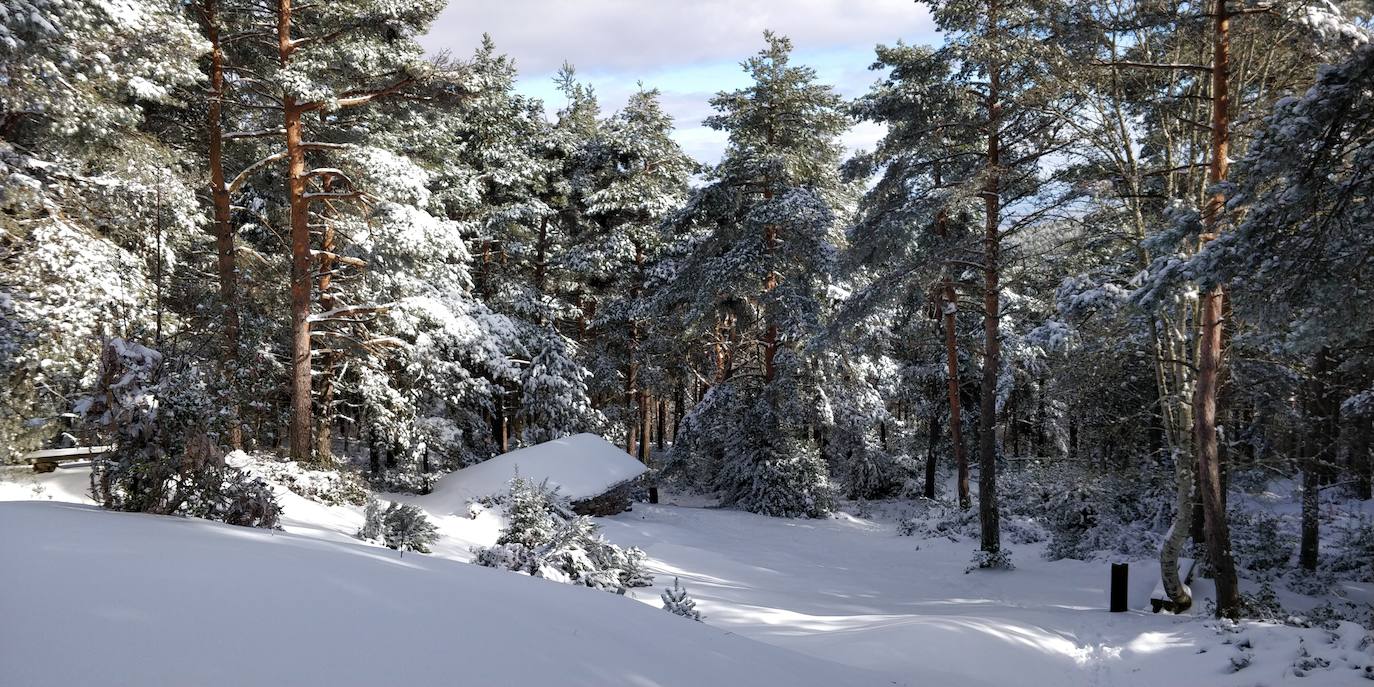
top-left (0, 500), bottom-right (882, 687)
top-left (2, 462), bottom-right (1371, 686)
top-left (602, 499), bottom-right (1373, 686)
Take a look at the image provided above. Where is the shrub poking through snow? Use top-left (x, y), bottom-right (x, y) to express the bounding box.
top-left (382, 503), bottom-right (439, 554)
top-left (83, 339), bottom-right (280, 529)
top-left (357, 498), bottom-right (385, 541)
top-left (662, 578), bottom-right (703, 621)
top-left (356, 499), bottom-right (438, 554)
top-left (473, 476), bottom-right (654, 592)
top-left (182, 468), bottom-right (281, 530)
top-left (247, 458), bottom-right (370, 506)
top-left (966, 549), bottom-right (1015, 573)
top-left (1325, 518), bottom-right (1374, 583)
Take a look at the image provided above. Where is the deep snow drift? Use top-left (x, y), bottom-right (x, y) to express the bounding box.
top-left (600, 500), bottom-right (1374, 687)
top-left (2, 462), bottom-right (1370, 687)
top-left (416, 432), bottom-right (646, 515)
top-left (0, 500), bottom-right (885, 687)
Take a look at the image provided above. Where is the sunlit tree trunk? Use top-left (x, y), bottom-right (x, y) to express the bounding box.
top-left (977, 0), bottom-right (1003, 555)
top-left (1193, 0), bottom-right (1241, 618)
top-left (280, 0), bottom-right (313, 463)
top-left (202, 0), bottom-right (242, 449)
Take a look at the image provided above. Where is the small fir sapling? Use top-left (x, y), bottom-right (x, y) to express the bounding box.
top-left (498, 475), bottom-right (558, 548)
top-left (355, 498), bottom-right (438, 555)
top-left (474, 476), bottom-right (654, 592)
top-left (381, 503), bottom-right (439, 554)
top-left (620, 546), bottom-right (654, 588)
top-left (661, 578), bottom-right (703, 621)
top-left (357, 497), bottom-right (384, 541)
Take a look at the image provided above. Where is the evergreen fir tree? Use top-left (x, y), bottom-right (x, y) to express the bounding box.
top-left (498, 476), bottom-right (558, 548)
top-left (661, 578), bottom-right (703, 621)
top-left (381, 502), bottom-right (439, 554)
top-left (662, 32), bottom-right (850, 518)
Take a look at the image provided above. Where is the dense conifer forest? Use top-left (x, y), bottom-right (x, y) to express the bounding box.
top-left (2, 2), bottom-right (1373, 685)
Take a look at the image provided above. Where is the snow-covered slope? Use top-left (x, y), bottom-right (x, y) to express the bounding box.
top-left (600, 500), bottom-right (1374, 687)
top-left (0, 501), bottom-right (886, 687)
top-left (5, 465), bottom-right (1369, 687)
top-left (416, 433), bottom-right (646, 515)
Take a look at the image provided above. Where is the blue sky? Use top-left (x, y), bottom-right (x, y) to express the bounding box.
top-left (419, 1), bottom-right (940, 164)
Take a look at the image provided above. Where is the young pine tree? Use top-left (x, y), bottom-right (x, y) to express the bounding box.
top-left (664, 33), bottom-right (849, 517)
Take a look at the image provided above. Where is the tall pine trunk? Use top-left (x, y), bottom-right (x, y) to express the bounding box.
top-left (925, 380), bottom-right (941, 499)
top-left (761, 125), bottom-right (779, 384)
top-left (657, 397), bottom-right (666, 451)
top-left (1300, 348), bottom-right (1335, 571)
top-left (203, 0), bottom-right (242, 449)
top-left (977, 1), bottom-right (1003, 555)
top-left (933, 163), bottom-right (970, 509)
top-left (1193, 0), bottom-right (1241, 618)
top-left (535, 216), bottom-right (549, 295)
top-left (313, 177), bottom-right (338, 466)
top-left (944, 293), bottom-right (969, 508)
top-left (280, 0), bottom-right (313, 463)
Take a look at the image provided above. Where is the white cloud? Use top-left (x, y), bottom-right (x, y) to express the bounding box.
top-left (422, 2), bottom-right (930, 165)
top-left (421, 0), bottom-right (936, 75)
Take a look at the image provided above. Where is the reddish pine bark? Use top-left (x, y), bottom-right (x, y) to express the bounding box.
top-left (1193, 0), bottom-right (1241, 618)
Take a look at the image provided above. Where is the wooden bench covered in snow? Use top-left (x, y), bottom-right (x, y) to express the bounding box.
top-left (24, 446), bottom-right (113, 473)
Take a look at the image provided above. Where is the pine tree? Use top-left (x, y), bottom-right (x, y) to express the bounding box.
top-left (1204, 35), bottom-right (1374, 573)
top-left (574, 87), bottom-right (696, 463)
top-left (846, 42), bottom-right (983, 507)
top-left (0, 0), bottom-right (206, 457)
top-left (921, 0), bottom-right (1073, 557)
top-left (442, 44), bottom-right (601, 454)
top-left (661, 578), bottom-right (703, 621)
top-left (248, 0), bottom-right (447, 463)
top-left (663, 33), bottom-right (849, 517)
top-left (381, 502), bottom-right (439, 554)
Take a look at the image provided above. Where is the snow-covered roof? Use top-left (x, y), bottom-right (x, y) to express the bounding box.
top-left (420, 433), bottom-right (646, 514)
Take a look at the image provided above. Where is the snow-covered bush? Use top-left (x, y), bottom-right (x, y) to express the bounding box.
top-left (1011, 460), bottom-right (1167, 561)
top-left (1239, 582), bottom-right (1286, 622)
top-left (898, 498), bottom-right (976, 541)
top-left (381, 503), bottom-right (439, 554)
top-left (246, 457), bottom-right (370, 506)
top-left (670, 379), bottom-right (835, 518)
top-left (84, 339), bottom-right (279, 529)
top-left (1043, 481), bottom-right (1102, 560)
top-left (1325, 518), bottom-right (1374, 582)
top-left (358, 498), bottom-right (384, 541)
top-left (473, 477), bottom-right (653, 592)
top-left (966, 549), bottom-right (1016, 573)
top-left (182, 468), bottom-right (281, 530)
top-left (1231, 509), bottom-right (1295, 573)
top-left (662, 578), bottom-right (703, 621)
top-left (498, 476), bottom-right (559, 548)
top-left (356, 499), bottom-right (438, 554)
top-left (1003, 517), bottom-right (1047, 546)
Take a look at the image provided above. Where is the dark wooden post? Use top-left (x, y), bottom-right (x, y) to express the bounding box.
top-left (1110, 563), bottom-right (1129, 612)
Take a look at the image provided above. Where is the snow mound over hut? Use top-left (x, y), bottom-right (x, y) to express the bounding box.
top-left (420, 433), bottom-right (646, 515)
